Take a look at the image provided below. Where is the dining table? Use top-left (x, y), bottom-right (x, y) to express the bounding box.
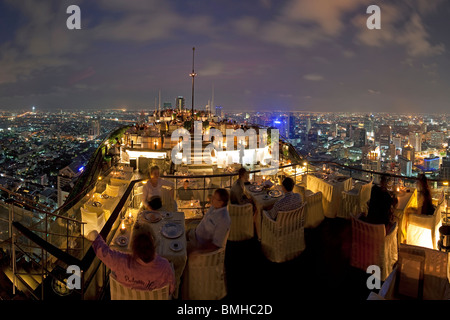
top-left (306, 173), bottom-right (352, 218)
top-left (110, 208), bottom-right (187, 299)
top-left (393, 188), bottom-right (417, 245)
top-left (244, 182), bottom-right (284, 240)
top-left (176, 199), bottom-right (203, 220)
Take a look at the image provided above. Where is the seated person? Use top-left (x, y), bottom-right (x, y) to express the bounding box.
top-left (264, 177), bottom-right (302, 221)
top-left (178, 180), bottom-right (194, 201)
top-left (142, 166), bottom-right (174, 210)
top-left (230, 167), bottom-right (252, 205)
top-left (146, 195), bottom-right (163, 211)
top-left (89, 229), bottom-right (175, 295)
top-left (365, 175), bottom-right (397, 232)
top-left (186, 188), bottom-right (231, 254)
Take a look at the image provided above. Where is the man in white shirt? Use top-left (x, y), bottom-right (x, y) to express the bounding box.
top-left (142, 166), bottom-right (174, 210)
top-left (186, 188), bottom-right (231, 253)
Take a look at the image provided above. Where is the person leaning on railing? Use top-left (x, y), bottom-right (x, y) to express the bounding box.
top-left (87, 229), bottom-right (175, 295)
top-left (186, 188), bottom-right (231, 254)
top-left (143, 166), bottom-right (174, 210)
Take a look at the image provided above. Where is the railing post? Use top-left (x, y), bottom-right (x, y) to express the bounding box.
top-left (11, 227), bottom-right (16, 296)
top-left (203, 177), bottom-right (206, 209)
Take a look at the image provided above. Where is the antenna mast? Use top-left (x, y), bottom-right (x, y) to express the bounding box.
top-left (189, 47), bottom-right (197, 116)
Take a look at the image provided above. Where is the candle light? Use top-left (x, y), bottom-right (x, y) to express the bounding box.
top-left (397, 187), bottom-right (400, 192)
top-left (120, 220), bottom-right (126, 233)
top-left (190, 201), bottom-right (193, 207)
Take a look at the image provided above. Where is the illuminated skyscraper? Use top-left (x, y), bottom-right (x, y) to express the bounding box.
top-left (176, 96), bottom-right (185, 111)
top-left (409, 132), bottom-right (422, 152)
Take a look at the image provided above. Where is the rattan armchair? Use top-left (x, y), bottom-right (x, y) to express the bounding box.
top-left (261, 203), bottom-right (306, 263)
top-left (228, 203), bottom-right (254, 241)
top-left (350, 217), bottom-right (398, 281)
top-left (109, 274), bottom-right (170, 300)
top-left (340, 180), bottom-right (372, 219)
top-left (182, 246), bottom-right (227, 300)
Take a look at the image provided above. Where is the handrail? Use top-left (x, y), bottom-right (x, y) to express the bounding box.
top-left (12, 221), bottom-right (82, 267)
top-left (5, 198), bottom-right (84, 224)
top-left (308, 160), bottom-right (447, 183)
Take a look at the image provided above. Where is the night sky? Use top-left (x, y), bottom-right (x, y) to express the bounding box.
top-left (0, 0), bottom-right (449, 114)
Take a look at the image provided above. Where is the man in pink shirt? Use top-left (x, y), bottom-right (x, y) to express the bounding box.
top-left (89, 230), bottom-right (175, 295)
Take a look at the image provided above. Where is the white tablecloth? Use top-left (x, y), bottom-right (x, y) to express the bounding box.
top-left (306, 174), bottom-right (352, 218)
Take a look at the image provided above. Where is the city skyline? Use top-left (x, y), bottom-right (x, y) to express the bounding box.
top-left (1, 0), bottom-right (450, 113)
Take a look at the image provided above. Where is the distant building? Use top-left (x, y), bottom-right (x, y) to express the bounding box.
top-left (57, 159), bottom-right (85, 207)
top-left (215, 106), bottom-right (223, 118)
top-left (441, 156), bottom-right (450, 180)
top-left (163, 102), bottom-right (172, 110)
top-left (353, 128), bottom-right (367, 147)
top-left (429, 131), bottom-right (444, 147)
top-left (88, 120), bottom-right (100, 140)
top-left (393, 136), bottom-right (402, 151)
top-left (176, 96), bottom-right (185, 111)
top-left (424, 156), bottom-right (440, 171)
top-left (409, 132), bottom-right (422, 152)
top-left (398, 155), bottom-right (412, 176)
top-left (378, 125), bottom-right (391, 149)
top-left (402, 144), bottom-right (415, 164)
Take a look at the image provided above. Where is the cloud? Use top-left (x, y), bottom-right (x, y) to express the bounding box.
top-left (353, 3), bottom-right (445, 57)
top-left (368, 89), bottom-right (381, 95)
top-left (397, 14), bottom-right (445, 57)
top-left (304, 74), bottom-right (324, 81)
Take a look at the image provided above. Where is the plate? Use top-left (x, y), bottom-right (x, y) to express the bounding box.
top-left (163, 212), bottom-right (173, 219)
top-left (144, 211), bottom-right (162, 223)
top-left (161, 223), bottom-right (183, 239)
top-left (100, 193), bottom-right (110, 199)
top-left (269, 190), bottom-right (282, 198)
top-left (170, 241), bottom-right (184, 252)
top-left (116, 235), bottom-right (129, 247)
top-left (249, 185), bottom-right (263, 192)
top-left (92, 201), bottom-right (102, 207)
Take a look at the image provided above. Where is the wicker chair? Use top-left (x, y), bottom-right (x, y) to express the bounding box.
top-left (340, 180), bottom-right (372, 219)
top-left (405, 196), bottom-right (444, 250)
top-left (81, 207), bottom-right (105, 238)
top-left (304, 191), bottom-right (324, 228)
top-left (372, 244), bottom-right (450, 300)
top-left (182, 246), bottom-right (227, 300)
top-left (350, 217), bottom-right (398, 281)
top-left (105, 184), bottom-right (120, 198)
top-left (109, 274), bottom-right (170, 300)
top-left (228, 203), bottom-right (254, 241)
top-left (261, 203), bottom-right (306, 263)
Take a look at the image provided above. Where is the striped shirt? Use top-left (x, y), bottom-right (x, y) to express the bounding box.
top-left (267, 191), bottom-right (303, 220)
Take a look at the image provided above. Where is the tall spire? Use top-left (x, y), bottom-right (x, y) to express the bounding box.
top-left (211, 84), bottom-right (214, 118)
top-left (189, 47), bottom-right (197, 116)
